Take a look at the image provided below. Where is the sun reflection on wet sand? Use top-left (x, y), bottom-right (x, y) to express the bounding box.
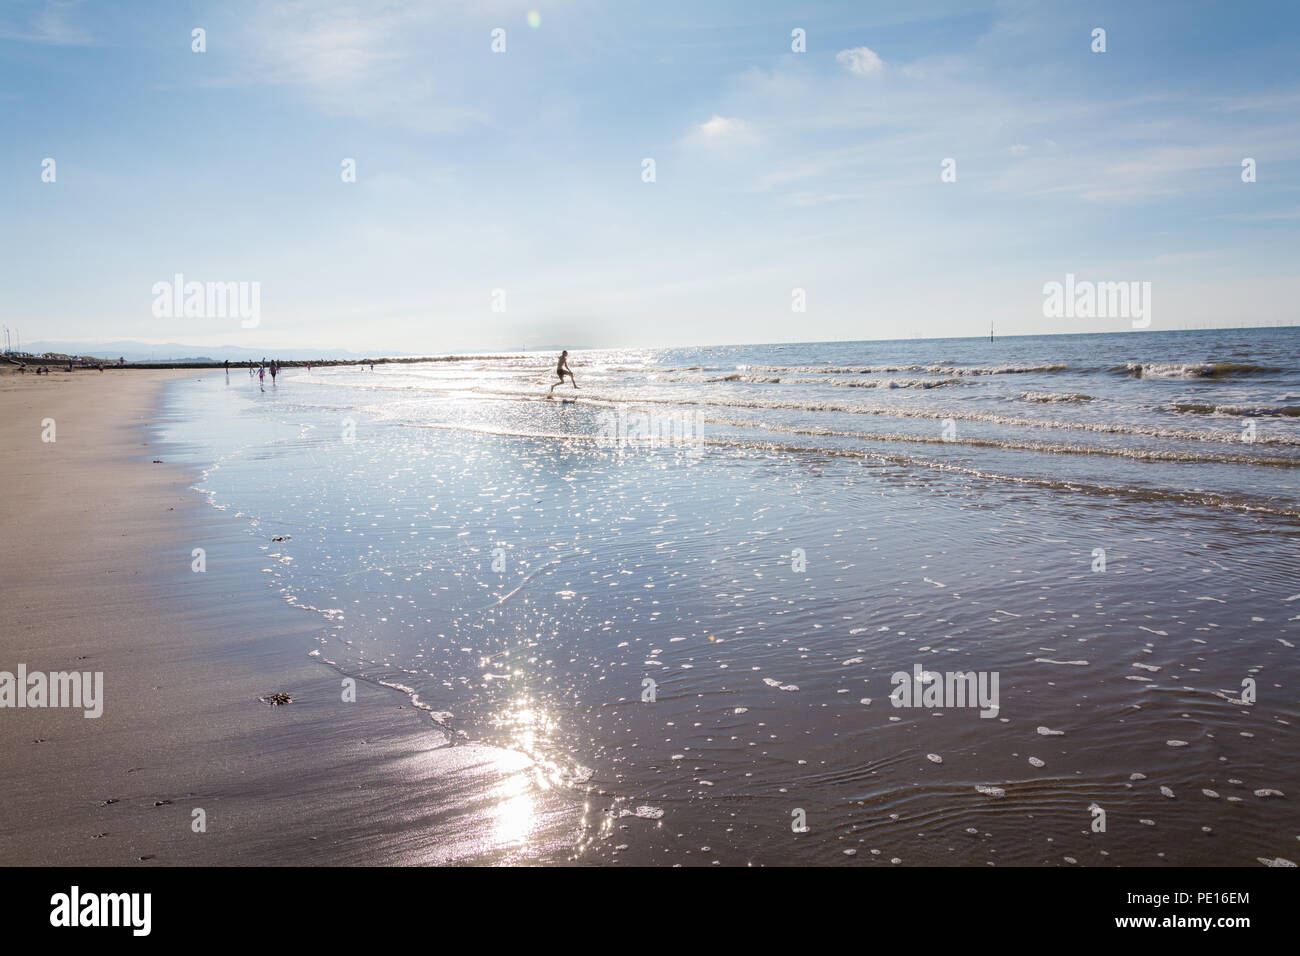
top-left (493, 770), bottom-right (536, 846)
top-left (488, 697), bottom-right (576, 847)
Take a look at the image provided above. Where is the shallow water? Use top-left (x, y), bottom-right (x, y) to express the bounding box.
top-left (165, 329), bottom-right (1299, 865)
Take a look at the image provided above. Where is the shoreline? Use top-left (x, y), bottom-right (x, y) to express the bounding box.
top-left (0, 369), bottom-right (577, 865)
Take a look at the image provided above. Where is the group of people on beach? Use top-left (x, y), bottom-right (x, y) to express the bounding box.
top-left (247, 357), bottom-right (282, 386)
top-left (13, 360), bottom-right (104, 374)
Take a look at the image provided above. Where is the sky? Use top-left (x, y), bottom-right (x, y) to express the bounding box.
top-left (2, 0), bottom-right (1298, 353)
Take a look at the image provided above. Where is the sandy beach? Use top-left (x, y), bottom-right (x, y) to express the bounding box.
top-left (0, 368), bottom-right (577, 865)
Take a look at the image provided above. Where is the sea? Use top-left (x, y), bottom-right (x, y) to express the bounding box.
top-left (162, 327), bottom-right (1300, 865)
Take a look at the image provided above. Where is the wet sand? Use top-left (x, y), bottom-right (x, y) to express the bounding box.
top-left (0, 368), bottom-right (577, 865)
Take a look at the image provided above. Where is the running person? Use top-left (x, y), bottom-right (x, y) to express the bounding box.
top-left (549, 350), bottom-right (578, 395)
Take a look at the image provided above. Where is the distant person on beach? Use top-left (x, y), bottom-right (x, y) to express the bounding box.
top-left (270, 362), bottom-right (277, 384)
top-left (549, 350), bottom-right (578, 395)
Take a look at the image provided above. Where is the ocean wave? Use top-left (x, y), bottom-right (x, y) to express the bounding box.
top-left (1021, 391), bottom-right (1094, 404)
top-left (691, 415), bottom-right (1300, 467)
top-left (741, 363), bottom-right (1068, 376)
top-left (1114, 362), bottom-right (1281, 379)
top-left (825, 377), bottom-right (963, 389)
top-left (691, 373), bottom-right (962, 389)
top-left (530, 391), bottom-right (1300, 446)
top-left (705, 373), bottom-right (783, 384)
top-left (1169, 402), bottom-right (1300, 418)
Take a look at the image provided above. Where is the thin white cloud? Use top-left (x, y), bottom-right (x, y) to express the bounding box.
top-left (0, 0), bottom-right (94, 46)
top-left (1212, 90), bottom-right (1300, 112)
top-left (688, 115), bottom-right (757, 146)
top-left (220, 0), bottom-right (491, 133)
top-left (835, 46), bottom-right (885, 76)
top-left (698, 115), bottom-right (748, 137)
top-left (1219, 207), bottom-right (1300, 222)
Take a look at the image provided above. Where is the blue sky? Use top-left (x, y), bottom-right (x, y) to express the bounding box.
top-left (2, 0), bottom-right (1298, 352)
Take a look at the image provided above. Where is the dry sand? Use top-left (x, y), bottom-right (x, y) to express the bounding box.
top-left (0, 367), bottom-right (577, 865)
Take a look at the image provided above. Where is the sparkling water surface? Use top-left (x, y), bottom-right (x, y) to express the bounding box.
top-left (163, 329), bottom-right (1299, 865)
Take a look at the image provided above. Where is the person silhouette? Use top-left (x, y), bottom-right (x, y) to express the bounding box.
top-left (548, 350), bottom-right (578, 395)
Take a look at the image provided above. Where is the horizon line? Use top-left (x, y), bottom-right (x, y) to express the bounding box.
top-left (11, 321), bottom-right (1300, 359)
